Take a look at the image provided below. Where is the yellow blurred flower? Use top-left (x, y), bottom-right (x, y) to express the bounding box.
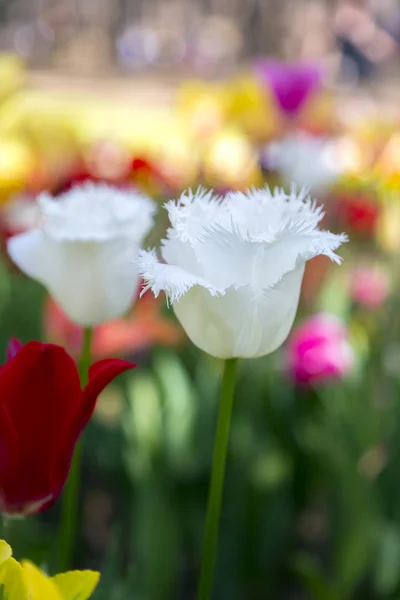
top-left (226, 75), bottom-right (277, 142)
top-left (299, 92), bottom-right (337, 135)
top-left (377, 184), bottom-right (400, 254)
top-left (336, 171), bottom-right (378, 192)
top-left (0, 54), bottom-right (25, 104)
top-left (203, 127), bottom-right (262, 189)
top-left (0, 137), bottom-right (35, 203)
top-left (0, 540), bottom-right (99, 599)
top-left (0, 93), bottom-right (80, 189)
top-left (374, 133), bottom-right (400, 180)
top-left (176, 79), bottom-right (229, 140)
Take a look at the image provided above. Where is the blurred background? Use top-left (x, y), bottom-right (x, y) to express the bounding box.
top-left (3, 0), bottom-right (400, 599)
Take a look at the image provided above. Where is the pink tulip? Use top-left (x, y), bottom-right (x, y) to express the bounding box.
top-left (349, 266), bottom-right (390, 309)
top-left (286, 314), bottom-right (353, 385)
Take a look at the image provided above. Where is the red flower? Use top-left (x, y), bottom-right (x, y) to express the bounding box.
top-left (52, 146), bottom-right (175, 196)
top-left (334, 192), bottom-right (380, 238)
top-left (0, 339), bottom-right (135, 516)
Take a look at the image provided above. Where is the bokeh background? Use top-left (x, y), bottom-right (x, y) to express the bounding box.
top-left (2, 0), bottom-right (400, 598)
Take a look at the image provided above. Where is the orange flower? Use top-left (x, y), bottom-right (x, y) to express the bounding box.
top-left (44, 291), bottom-right (184, 359)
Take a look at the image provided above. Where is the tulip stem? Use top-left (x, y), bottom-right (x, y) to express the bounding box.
top-left (78, 327), bottom-right (94, 383)
top-left (57, 327), bottom-right (93, 572)
top-left (197, 358), bottom-right (237, 600)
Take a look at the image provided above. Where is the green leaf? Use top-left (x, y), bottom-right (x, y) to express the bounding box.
top-left (293, 554), bottom-right (341, 600)
top-left (315, 268), bottom-right (351, 321)
top-left (152, 351), bottom-right (196, 473)
top-left (133, 484), bottom-right (180, 600)
top-left (374, 525), bottom-right (400, 595)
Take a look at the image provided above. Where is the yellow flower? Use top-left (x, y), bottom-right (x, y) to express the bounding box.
top-left (0, 54), bottom-right (25, 104)
top-left (0, 137), bottom-right (34, 204)
top-left (0, 540), bottom-right (99, 599)
top-left (202, 127), bottom-right (262, 189)
top-left (226, 75), bottom-right (277, 142)
top-left (176, 79), bottom-right (229, 140)
top-left (377, 191), bottom-right (400, 254)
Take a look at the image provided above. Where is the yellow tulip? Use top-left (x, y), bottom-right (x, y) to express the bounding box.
top-left (0, 540), bottom-right (99, 599)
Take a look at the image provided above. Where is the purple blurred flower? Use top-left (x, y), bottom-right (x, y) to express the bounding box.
top-left (255, 59), bottom-right (322, 116)
top-left (285, 314), bottom-right (353, 386)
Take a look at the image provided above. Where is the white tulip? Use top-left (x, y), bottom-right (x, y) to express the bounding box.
top-left (8, 183), bottom-right (156, 326)
top-left (138, 186), bottom-right (347, 359)
top-left (265, 131), bottom-right (342, 193)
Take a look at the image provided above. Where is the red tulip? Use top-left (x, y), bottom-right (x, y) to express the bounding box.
top-left (0, 339), bottom-right (135, 516)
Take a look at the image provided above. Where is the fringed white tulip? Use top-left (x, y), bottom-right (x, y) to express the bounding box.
top-left (7, 183), bottom-right (156, 325)
top-left (138, 186), bottom-right (347, 359)
top-left (138, 186), bottom-right (348, 600)
top-left (139, 185), bottom-right (347, 600)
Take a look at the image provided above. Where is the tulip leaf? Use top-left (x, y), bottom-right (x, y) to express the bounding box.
top-left (133, 483), bottom-right (180, 600)
top-left (374, 525), bottom-right (400, 595)
top-left (123, 371), bottom-right (163, 478)
top-left (152, 351), bottom-right (196, 473)
top-left (293, 554), bottom-right (341, 600)
top-left (335, 509), bottom-right (375, 598)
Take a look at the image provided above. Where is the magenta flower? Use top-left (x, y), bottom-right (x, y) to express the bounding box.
top-left (286, 314), bottom-right (353, 386)
top-left (255, 59), bottom-right (322, 116)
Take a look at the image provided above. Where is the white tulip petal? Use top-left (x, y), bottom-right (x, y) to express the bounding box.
top-left (254, 229), bottom-right (347, 289)
top-left (39, 183), bottom-right (155, 242)
top-left (165, 188), bottom-right (227, 242)
top-left (42, 239), bottom-right (140, 325)
top-left (161, 234), bottom-right (202, 276)
top-left (192, 226), bottom-right (257, 288)
top-left (173, 266), bottom-right (304, 359)
top-left (138, 248), bottom-right (223, 303)
top-left (253, 265), bottom-right (305, 356)
top-left (187, 188), bottom-right (347, 290)
top-left (7, 230), bottom-right (53, 283)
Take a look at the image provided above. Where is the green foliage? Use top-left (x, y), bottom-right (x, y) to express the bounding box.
top-left (4, 253), bottom-right (400, 600)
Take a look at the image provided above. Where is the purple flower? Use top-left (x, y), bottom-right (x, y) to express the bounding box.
top-left (255, 59), bottom-right (322, 116)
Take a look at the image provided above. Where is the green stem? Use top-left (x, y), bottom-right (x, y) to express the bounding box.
top-left (57, 327), bottom-right (93, 572)
top-left (197, 358), bottom-right (238, 600)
